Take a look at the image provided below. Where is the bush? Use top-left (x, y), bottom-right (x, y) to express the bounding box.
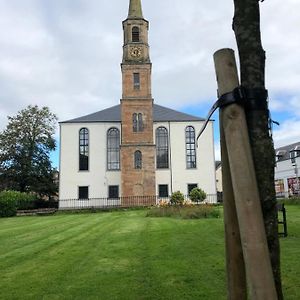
top-left (0, 190), bottom-right (37, 217)
top-left (170, 191), bottom-right (184, 205)
top-left (16, 193), bottom-right (37, 210)
top-left (189, 188), bottom-right (206, 203)
top-left (0, 191), bottom-right (20, 217)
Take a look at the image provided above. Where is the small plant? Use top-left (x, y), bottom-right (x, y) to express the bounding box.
top-left (158, 199), bottom-right (169, 207)
top-left (170, 191), bottom-right (184, 205)
top-left (189, 188), bottom-right (206, 203)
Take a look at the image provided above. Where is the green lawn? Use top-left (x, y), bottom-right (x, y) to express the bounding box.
top-left (0, 206), bottom-right (299, 300)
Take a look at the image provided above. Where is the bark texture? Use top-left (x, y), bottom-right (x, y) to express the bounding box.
top-left (232, 1), bottom-right (283, 299)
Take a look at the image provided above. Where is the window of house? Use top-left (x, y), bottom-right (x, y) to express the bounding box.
top-left (133, 73), bottom-right (140, 90)
top-left (108, 185), bottom-right (119, 199)
top-left (79, 128), bottom-right (89, 171)
top-left (134, 150), bottom-right (142, 169)
top-left (188, 184), bottom-right (198, 196)
top-left (158, 185), bottom-right (169, 198)
top-left (107, 128), bottom-right (120, 170)
top-left (133, 113), bottom-right (143, 132)
top-left (156, 127), bottom-right (169, 168)
top-left (132, 26), bottom-right (140, 42)
top-left (78, 186), bottom-right (89, 199)
top-left (186, 126), bottom-right (196, 169)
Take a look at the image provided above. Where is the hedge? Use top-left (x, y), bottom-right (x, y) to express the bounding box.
top-left (0, 191), bottom-right (37, 217)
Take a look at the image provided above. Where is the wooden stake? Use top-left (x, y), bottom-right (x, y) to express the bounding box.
top-left (214, 49), bottom-right (247, 300)
top-left (214, 48), bottom-right (277, 299)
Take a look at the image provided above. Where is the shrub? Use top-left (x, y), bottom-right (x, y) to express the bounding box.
top-left (170, 191), bottom-right (184, 205)
top-left (189, 188), bottom-right (206, 203)
top-left (0, 191), bottom-right (19, 217)
top-left (0, 190), bottom-right (37, 217)
top-left (16, 193), bottom-right (37, 210)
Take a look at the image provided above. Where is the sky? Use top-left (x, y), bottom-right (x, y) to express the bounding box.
top-left (0, 0), bottom-right (299, 168)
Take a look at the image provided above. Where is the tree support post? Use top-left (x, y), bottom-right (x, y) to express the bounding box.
top-left (214, 48), bottom-right (277, 300)
top-left (214, 49), bottom-right (247, 300)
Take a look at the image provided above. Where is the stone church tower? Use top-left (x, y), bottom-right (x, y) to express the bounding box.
top-left (120, 0), bottom-right (156, 199)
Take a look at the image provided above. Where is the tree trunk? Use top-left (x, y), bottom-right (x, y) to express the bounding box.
top-left (232, 0), bottom-right (283, 299)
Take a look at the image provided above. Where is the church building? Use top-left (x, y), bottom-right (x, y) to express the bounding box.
top-left (59, 0), bottom-right (216, 208)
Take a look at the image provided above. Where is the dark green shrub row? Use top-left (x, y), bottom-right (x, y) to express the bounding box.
top-left (0, 191), bottom-right (37, 217)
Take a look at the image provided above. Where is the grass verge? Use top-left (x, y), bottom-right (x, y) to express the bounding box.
top-left (0, 206), bottom-right (299, 299)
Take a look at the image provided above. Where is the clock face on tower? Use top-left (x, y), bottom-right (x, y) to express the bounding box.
top-left (130, 46), bottom-right (142, 58)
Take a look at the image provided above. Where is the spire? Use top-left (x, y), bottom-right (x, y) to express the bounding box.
top-left (128, 0), bottom-right (143, 19)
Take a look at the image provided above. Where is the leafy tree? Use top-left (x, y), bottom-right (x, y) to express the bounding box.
top-left (0, 105), bottom-right (58, 198)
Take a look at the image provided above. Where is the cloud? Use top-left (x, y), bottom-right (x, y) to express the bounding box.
top-left (0, 0), bottom-right (299, 154)
top-left (273, 119), bottom-right (300, 148)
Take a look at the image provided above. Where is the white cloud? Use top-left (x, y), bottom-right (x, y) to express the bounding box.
top-left (273, 119), bottom-right (300, 148)
top-left (0, 0), bottom-right (299, 154)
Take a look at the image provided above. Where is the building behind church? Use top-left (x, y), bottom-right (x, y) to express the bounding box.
top-left (275, 141), bottom-right (300, 197)
top-left (59, 0), bottom-right (216, 208)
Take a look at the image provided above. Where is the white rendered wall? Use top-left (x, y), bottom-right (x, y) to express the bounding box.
top-left (216, 166), bottom-right (223, 192)
top-left (59, 122), bottom-right (121, 200)
top-left (59, 120), bottom-right (216, 202)
top-left (154, 121), bottom-right (216, 197)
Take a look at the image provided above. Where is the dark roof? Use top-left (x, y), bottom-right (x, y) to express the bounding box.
top-left (60, 104), bottom-right (205, 124)
top-left (215, 161), bottom-right (221, 170)
top-left (275, 141), bottom-right (300, 162)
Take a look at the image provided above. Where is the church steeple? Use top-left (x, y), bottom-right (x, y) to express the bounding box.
top-left (128, 0), bottom-right (143, 19)
top-left (120, 0), bottom-right (156, 200)
top-left (122, 0), bottom-right (150, 64)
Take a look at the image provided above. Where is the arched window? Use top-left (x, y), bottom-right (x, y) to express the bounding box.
top-left (186, 126), bottom-right (196, 169)
top-left (133, 113), bottom-right (143, 132)
top-left (134, 150), bottom-right (142, 169)
top-left (79, 128), bottom-right (89, 171)
top-left (156, 127), bottom-right (169, 169)
top-left (132, 26), bottom-right (140, 42)
top-left (107, 128), bottom-right (120, 170)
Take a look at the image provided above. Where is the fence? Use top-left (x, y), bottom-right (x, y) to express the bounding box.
top-left (59, 194), bottom-right (219, 210)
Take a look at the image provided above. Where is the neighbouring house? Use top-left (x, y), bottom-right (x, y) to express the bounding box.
top-left (275, 141), bottom-right (300, 198)
top-left (215, 161), bottom-right (222, 193)
top-left (59, 0), bottom-right (217, 208)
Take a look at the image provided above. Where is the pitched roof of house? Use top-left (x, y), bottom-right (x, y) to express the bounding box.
top-left (275, 141), bottom-right (300, 162)
top-left (215, 161), bottom-right (221, 170)
top-left (60, 104), bottom-right (205, 124)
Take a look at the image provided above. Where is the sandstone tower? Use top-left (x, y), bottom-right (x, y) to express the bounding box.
top-left (120, 0), bottom-right (156, 200)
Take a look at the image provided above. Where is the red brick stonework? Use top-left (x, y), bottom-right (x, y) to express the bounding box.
top-left (120, 2), bottom-right (156, 201)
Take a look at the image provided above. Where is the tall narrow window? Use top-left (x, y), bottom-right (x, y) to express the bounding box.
top-left (134, 150), bottom-right (142, 169)
top-left (186, 126), bottom-right (196, 169)
top-left (79, 128), bottom-right (89, 171)
top-left (156, 127), bottom-right (169, 168)
top-left (132, 26), bottom-right (140, 42)
top-left (133, 113), bottom-right (143, 132)
top-left (133, 73), bottom-right (140, 90)
top-left (107, 128), bottom-right (120, 170)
